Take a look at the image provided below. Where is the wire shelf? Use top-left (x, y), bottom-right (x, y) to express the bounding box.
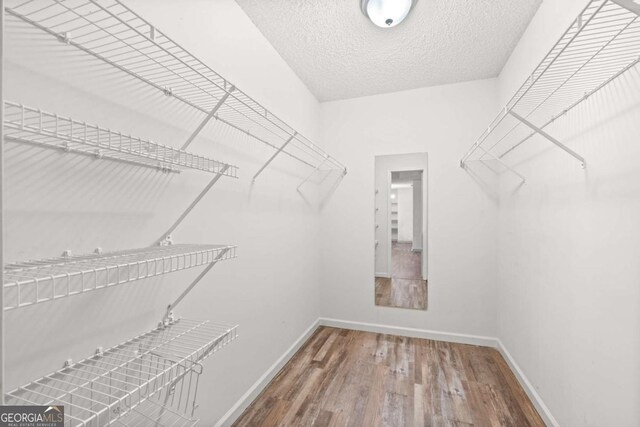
top-left (3, 244), bottom-right (237, 311)
top-left (115, 356), bottom-right (203, 427)
top-left (115, 399), bottom-right (198, 427)
top-left (5, 0), bottom-right (347, 176)
top-left (5, 318), bottom-right (237, 426)
top-left (4, 101), bottom-right (239, 177)
top-left (461, 0), bottom-right (640, 173)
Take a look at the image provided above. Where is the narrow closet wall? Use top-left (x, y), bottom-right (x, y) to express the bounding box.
top-left (496, 0), bottom-right (640, 424)
top-left (3, 0), bottom-right (328, 423)
top-left (319, 79), bottom-right (501, 338)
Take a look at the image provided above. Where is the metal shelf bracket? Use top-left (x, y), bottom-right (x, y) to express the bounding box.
top-left (161, 247), bottom-right (231, 325)
top-left (508, 110), bottom-right (586, 168)
top-left (154, 165), bottom-right (231, 246)
top-left (182, 87), bottom-right (234, 151)
top-left (252, 132), bottom-right (297, 182)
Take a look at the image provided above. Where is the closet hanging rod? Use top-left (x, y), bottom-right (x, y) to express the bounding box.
top-left (5, 0), bottom-right (347, 178)
top-left (460, 0), bottom-right (640, 172)
top-left (2, 243), bottom-right (237, 311)
top-left (3, 101), bottom-right (239, 177)
top-left (4, 319), bottom-right (238, 426)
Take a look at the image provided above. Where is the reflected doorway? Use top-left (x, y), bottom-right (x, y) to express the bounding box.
top-left (374, 154), bottom-right (428, 310)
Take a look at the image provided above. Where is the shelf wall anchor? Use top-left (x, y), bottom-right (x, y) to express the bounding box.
top-left (57, 31), bottom-right (70, 44)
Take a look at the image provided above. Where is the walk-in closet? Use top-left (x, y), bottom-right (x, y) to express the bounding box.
top-left (1, 0), bottom-right (639, 426)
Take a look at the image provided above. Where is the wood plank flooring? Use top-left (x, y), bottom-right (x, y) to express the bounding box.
top-left (234, 327), bottom-right (545, 427)
top-left (376, 243), bottom-right (427, 310)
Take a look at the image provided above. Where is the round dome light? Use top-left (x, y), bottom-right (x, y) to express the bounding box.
top-left (361, 0), bottom-right (415, 28)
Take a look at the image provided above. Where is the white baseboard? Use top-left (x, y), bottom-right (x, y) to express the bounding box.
top-left (214, 319), bottom-right (320, 427)
top-left (496, 340), bottom-right (559, 427)
top-left (375, 272), bottom-right (391, 278)
top-left (319, 317), bottom-right (498, 347)
top-left (216, 318), bottom-right (556, 427)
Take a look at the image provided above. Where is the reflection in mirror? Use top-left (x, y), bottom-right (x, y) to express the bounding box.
top-left (374, 153), bottom-right (428, 310)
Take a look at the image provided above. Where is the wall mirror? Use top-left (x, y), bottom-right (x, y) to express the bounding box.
top-left (374, 153), bottom-right (428, 310)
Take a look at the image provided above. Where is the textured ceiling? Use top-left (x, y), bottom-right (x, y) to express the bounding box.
top-left (235, 0), bottom-right (542, 102)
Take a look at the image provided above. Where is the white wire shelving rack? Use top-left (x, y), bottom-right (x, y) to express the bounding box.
top-left (115, 399), bottom-right (198, 427)
top-left (4, 101), bottom-right (239, 177)
top-left (460, 0), bottom-right (640, 181)
top-left (5, 319), bottom-right (238, 426)
top-left (3, 244), bottom-right (237, 311)
top-left (1, 1), bottom-right (247, 419)
top-left (116, 354), bottom-right (204, 427)
top-left (5, 0), bottom-right (347, 181)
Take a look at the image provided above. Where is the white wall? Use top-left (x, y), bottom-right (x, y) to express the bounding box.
top-left (496, 0), bottom-right (640, 425)
top-left (397, 187), bottom-right (413, 242)
top-left (3, 0), bottom-right (325, 424)
top-left (319, 79), bottom-right (500, 336)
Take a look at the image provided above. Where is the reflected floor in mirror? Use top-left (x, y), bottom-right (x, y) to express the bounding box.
top-left (376, 243), bottom-right (427, 310)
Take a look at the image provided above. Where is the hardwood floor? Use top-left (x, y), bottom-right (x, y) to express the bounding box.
top-left (376, 243), bottom-right (427, 310)
top-left (234, 327), bottom-right (545, 427)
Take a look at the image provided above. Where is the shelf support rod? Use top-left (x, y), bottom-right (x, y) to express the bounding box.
top-left (154, 165), bottom-right (230, 246)
top-left (508, 110), bottom-right (586, 168)
top-left (181, 88), bottom-right (233, 151)
top-left (162, 247), bottom-right (231, 324)
top-left (252, 132), bottom-right (297, 182)
top-left (472, 145), bottom-right (526, 183)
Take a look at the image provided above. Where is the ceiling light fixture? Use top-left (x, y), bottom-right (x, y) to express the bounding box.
top-left (361, 0), bottom-right (415, 28)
